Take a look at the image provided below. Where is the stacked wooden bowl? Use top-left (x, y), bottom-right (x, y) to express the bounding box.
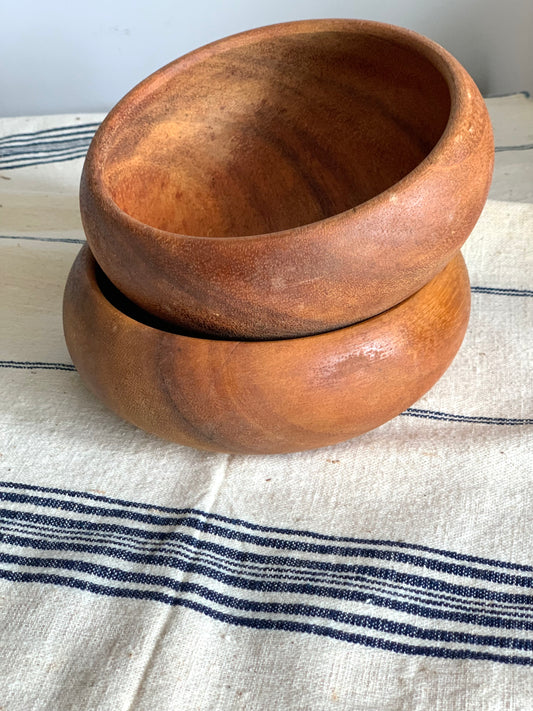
top-left (64, 19), bottom-right (493, 454)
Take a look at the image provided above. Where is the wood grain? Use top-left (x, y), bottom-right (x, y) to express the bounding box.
top-left (63, 245), bottom-right (471, 454)
top-left (81, 19), bottom-right (492, 339)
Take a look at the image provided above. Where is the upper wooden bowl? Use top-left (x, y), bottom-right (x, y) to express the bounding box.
top-left (63, 245), bottom-right (470, 455)
top-left (81, 19), bottom-right (491, 340)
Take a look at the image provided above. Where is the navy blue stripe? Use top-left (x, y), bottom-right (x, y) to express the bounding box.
top-left (0, 365), bottom-right (74, 372)
top-left (3, 527), bottom-right (533, 632)
top-left (3, 483), bottom-right (533, 662)
top-left (9, 490), bottom-right (533, 587)
top-left (0, 143), bottom-right (91, 161)
top-left (2, 551), bottom-right (533, 655)
top-left (0, 516), bottom-right (521, 606)
top-left (2, 480), bottom-right (532, 575)
top-left (0, 361), bottom-right (74, 366)
top-left (0, 568), bottom-right (530, 665)
top-left (0, 123), bottom-right (100, 143)
top-left (3, 518), bottom-right (533, 618)
top-left (0, 235), bottom-right (84, 244)
top-left (495, 144), bottom-right (533, 152)
top-left (4, 516), bottom-right (533, 624)
top-left (12, 518), bottom-right (523, 624)
top-left (0, 146), bottom-right (89, 165)
top-left (0, 361), bottom-right (75, 372)
top-left (0, 132), bottom-right (96, 149)
top-left (6, 551), bottom-right (533, 651)
top-left (0, 138), bottom-right (93, 157)
top-left (403, 409), bottom-right (533, 425)
top-left (471, 286), bottom-right (533, 297)
top-left (0, 151), bottom-right (88, 170)
top-left (8, 506), bottom-right (532, 602)
top-left (0, 519), bottom-right (504, 619)
top-left (6, 505), bottom-right (533, 606)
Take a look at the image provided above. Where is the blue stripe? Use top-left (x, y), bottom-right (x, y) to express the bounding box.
top-left (3, 529), bottom-right (533, 632)
top-left (0, 143), bottom-right (91, 161)
top-left (4, 497), bottom-right (533, 592)
top-left (495, 144), bottom-right (533, 152)
top-left (6, 504), bottom-right (533, 603)
top-left (2, 551), bottom-right (533, 656)
top-left (0, 235), bottom-right (84, 244)
top-left (3, 515), bottom-right (533, 624)
top-left (0, 151), bottom-right (88, 170)
top-left (0, 568), bottom-right (530, 665)
top-left (4, 514), bottom-right (528, 606)
top-left (0, 138), bottom-right (93, 157)
top-left (2, 482), bottom-right (533, 663)
top-left (0, 361), bottom-right (75, 372)
top-left (0, 132), bottom-right (97, 149)
top-left (0, 123), bottom-right (100, 143)
top-left (0, 519), bottom-right (499, 617)
top-left (11, 519), bottom-right (525, 624)
top-left (2, 480), bottom-right (532, 574)
top-left (403, 409), bottom-right (533, 425)
top-left (0, 146), bottom-right (89, 165)
top-left (0, 491), bottom-right (515, 582)
top-left (471, 286), bottom-right (533, 297)
top-left (7, 550), bottom-right (533, 650)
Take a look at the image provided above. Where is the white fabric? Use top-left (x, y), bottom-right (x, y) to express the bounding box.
top-left (0, 95), bottom-right (532, 711)
top-left (488, 92), bottom-right (533, 203)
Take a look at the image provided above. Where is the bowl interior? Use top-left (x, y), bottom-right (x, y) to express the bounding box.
top-left (102, 28), bottom-right (451, 238)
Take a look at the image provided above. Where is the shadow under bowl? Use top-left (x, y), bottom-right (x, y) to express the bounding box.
top-left (81, 19), bottom-right (491, 340)
top-left (63, 245), bottom-right (470, 455)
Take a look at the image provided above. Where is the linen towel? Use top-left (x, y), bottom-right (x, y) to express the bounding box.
top-left (0, 94), bottom-right (532, 710)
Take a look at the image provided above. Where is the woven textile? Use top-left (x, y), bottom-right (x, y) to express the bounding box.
top-left (0, 95), bottom-right (532, 710)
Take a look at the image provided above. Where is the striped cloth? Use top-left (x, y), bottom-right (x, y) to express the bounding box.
top-left (0, 95), bottom-right (532, 710)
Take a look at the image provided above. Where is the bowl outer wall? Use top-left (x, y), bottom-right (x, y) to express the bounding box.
top-left (80, 18), bottom-right (491, 340)
top-left (63, 245), bottom-right (471, 455)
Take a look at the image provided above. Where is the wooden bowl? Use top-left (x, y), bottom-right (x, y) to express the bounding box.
top-left (63, 245), bottom-right (470, 455)
top-left (81, 19), bottom-right (491, 340)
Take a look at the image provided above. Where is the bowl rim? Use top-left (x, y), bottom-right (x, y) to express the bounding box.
top-left (84, 18), bottom-right (475, 243)
top-left (75, 244), bottom-right (468, 346)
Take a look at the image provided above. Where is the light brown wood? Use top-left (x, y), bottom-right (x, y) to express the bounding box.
top-left (81, 19), bottom-right (492, 339)
top-left (63, 246), bottom-right (470, 454)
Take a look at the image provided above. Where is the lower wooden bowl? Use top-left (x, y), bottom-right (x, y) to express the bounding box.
top-left (63, 246), bottom-right (470, 454)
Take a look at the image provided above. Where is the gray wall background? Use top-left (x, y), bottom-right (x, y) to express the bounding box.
top-left (1, 0), bottom-right (531, 117)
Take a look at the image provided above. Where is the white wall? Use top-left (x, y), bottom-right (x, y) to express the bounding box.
top-left (1, 0), bottom-right (531, 116)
